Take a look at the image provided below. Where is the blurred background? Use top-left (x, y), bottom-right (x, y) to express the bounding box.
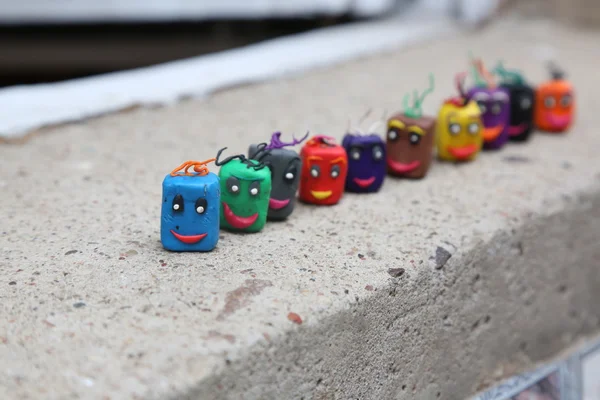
top-left (0, 0), bottom-right (520, 87)
top-left (1, 0), bottom-right (598, 87)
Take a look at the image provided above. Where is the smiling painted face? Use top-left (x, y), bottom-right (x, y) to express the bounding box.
top-left (386, 114), bottom-right (435, 179)
top-left (534, 79), bottom-right (574, 132)
top-left (161, 172), bottom-right (220, 252)
top-left (218, 159), bottom-right (271, 233)
top-left (466, 86), bottom-right (510, 150)
top-left (436, 99), bottom-right (483, 162)
top-left (299, 136), bottom-right (348, 205)
top-left (502, 83), bottom-right (535, 141)
top-left (248, 145), bottom-right (301, 220)
top-left (342, 133), bottom-right (386, 193)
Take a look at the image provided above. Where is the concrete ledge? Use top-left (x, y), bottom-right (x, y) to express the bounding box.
top-left (1, 16), bottom-right (600, 400)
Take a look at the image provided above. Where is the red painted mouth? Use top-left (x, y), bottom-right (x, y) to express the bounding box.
top-left (170, 230), bottom-right (208, 244)
top-left (269, 197), bottom-right (290, 210)
top-left (508, 123), bottom-right (528, 136)
top-left (353, 176), bottom-right (376, 188)
top-left (222, 202), bottom-right (258, 229)
top-left (387, 159), bottom-right (421, 174)
top-left (545, 112), bottom-right (572, 130)
top-left (447, 144), bottom-right (478, 160)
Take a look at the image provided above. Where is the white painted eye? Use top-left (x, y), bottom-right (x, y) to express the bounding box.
top-left (250, 188), bottom-right (258, 195)
top-left (520, 97), bottom-right (532, 109)
top-left (387, 130), bottom-right (398, 140)
top-left (173, 204), bottom-right (180, 210)
top-left (468, 123), bottom-right (480, 135)
top-left (352, 151), bottom-right (360, 160)
top-left (449, 123), bottom-right (461, 135)
top-left (231, 185), bottom-right (239, 192)
top-left (311, 168), bottom-right (319, 178)
top-left (196, 206), bottom-right (205, 214)
top-left (561, 95), bottom-right (572, 107)
top-left (544, 96), bottom-right (556, 108)
top-left (491, 103), bottom-right (502, 115)
top-left (477, 101), bottom-right (487, 114)
top-left (331, 170), bottom-right (339, 177)
top-left (285, 172), bottom-right (294, 180)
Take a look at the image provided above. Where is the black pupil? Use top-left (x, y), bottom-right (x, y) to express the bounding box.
top-left (172, 194), bottom-right (184, 212)
top-left (195, 198), bottom-right (207, 213)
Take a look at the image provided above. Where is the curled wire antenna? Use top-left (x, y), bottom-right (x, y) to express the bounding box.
top-left (455, 71), bottom-right (468, 98)
top-left (215, 147), bottom-right (267, 170)
top-left (403, 73), bottom-right (435, 119)
top-left (264, 131), bottom-right (309, 150)
top-left (547, 61), bottom-right (565, 80)
top-left (471, 57), bottom-right (495, 88)
top-left (170, 158), bottom-right (216, 177)
top-left (493, 61), bottom-right (524, 85)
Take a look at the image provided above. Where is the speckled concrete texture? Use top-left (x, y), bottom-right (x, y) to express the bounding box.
top-left (1, 17), bottom-right (600, 400)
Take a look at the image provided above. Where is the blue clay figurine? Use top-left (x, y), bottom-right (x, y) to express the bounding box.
top-left (161, 159), bottom-right (220, 252)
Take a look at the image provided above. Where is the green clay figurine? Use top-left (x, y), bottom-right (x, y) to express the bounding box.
top-left (216, 147), bottom-right (272, 233)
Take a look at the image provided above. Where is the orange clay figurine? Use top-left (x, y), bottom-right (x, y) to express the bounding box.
top-left (299, 135), bottom-right (348, 205)
top-left (534, 62), bottom-right (575, 133)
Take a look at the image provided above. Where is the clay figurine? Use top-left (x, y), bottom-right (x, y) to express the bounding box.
top-left (248, 131), bottom-right (307, 220)
top-left (466, 58), bottom-right (510, 150)
top-left (299, 135), bottom-right (348, 205)
top-left (216, 148), bottom-right (272, 233)
top-left (534, 62), bottom-right (574, 133)
top-left (161, 159), bottom-right (220, 252)
top-left (493, 62), bottom-right (536, 142)
top-left (342, 117), bottom-right (386, 193)
top-left (386, 74), bottom-right (436, 179)
top-left (436, 72), bottom-right (484, 162)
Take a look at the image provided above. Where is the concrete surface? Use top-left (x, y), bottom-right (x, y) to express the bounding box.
top-left (1, 16), bottom-right (600, 400)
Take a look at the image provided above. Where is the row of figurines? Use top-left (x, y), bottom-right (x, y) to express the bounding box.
top-left (161, 60), bottom-right (575, 251)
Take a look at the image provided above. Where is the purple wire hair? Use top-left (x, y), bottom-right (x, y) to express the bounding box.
top-left (264, 131), bottom-right (309, 150)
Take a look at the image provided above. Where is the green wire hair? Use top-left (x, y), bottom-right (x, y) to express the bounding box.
top-left (403, 73), bottom-right (435, 119)
top-left (493, 62), bottom-right (525, 85)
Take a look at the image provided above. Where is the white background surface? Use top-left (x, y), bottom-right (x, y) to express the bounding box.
top-left (0, 0), bottom-right (397, 22)
top-left (0, 0), bottom-right (500, 139)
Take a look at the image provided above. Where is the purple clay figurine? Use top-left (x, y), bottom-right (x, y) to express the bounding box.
top-left (342, 132), bottom-right (386, 193)
top-left (466, 59), bottom-right (511, 150)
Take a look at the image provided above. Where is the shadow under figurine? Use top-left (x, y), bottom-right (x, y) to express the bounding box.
top-left (493, 62), bottom-right (535, 142)
top-left (534, 62), bottom-right (575, 133)
top-left (342, 118), bottom-right (386, 193)
top-left (248, 131), bottom-right (307, 220)
top-left (216, 148), bottom-right (272, 233)
top-left (386, 74), bottom-right (436, 179)
top-left (161, 159), bottom-right (220, 252)
top-left (466, 58), bottom-right (510, 150)
top-left (436, 72), bottom-right (483, 162)
top-left (299, 135), bottom-right (348, 205)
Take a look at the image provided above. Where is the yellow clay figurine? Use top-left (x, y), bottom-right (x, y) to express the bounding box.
top-left (436, 72), bottom-right (484, 162)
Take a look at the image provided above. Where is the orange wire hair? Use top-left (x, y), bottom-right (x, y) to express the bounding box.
top-left (473, 58), bottom-right (496, 88)
top-left (169, 158), bottom-right (216, 177)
